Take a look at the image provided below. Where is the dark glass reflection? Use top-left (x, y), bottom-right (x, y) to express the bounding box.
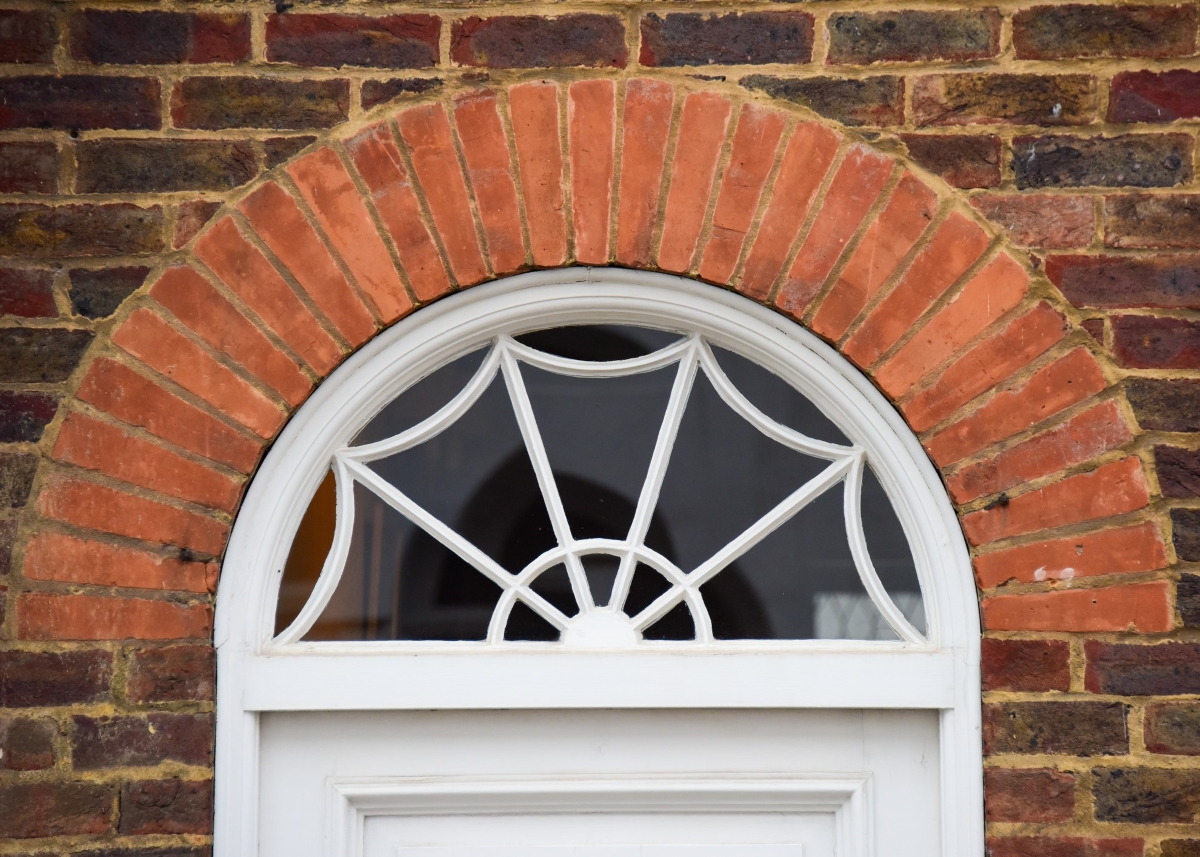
top-left (282, 325), bottom-right (924, 643)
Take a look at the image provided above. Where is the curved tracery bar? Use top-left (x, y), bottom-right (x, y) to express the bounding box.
top-left (275, 328), bottom-right (926, 647)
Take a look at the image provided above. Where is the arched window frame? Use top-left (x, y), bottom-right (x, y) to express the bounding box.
top-left (214, 269), bottom-right (983, 856)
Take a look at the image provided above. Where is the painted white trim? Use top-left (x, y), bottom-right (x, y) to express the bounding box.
top-left (214, 269), bottom-right (982, 857)
top-left (327, 775), bottom-right (871, 857)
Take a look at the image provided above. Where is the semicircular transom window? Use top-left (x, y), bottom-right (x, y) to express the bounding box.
top-left (275, 323), bottom-right (928, 648)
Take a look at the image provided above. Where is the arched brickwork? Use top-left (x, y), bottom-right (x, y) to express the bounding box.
top-left (5, 74), bottom-right (1179, 850)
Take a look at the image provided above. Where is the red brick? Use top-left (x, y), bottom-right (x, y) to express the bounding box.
top-left (903, 304), bottom-right (1068, 432)
top-left (71, 10), bottom-right (250, 64)
top-left (657, 92), bottom-right (731, 274)
top-left (963, 456), bottom-right (1150, 546)
top-left (173, 199), bottom-right (220, 249)
top-left (266, 14), bottom-right (438, 68)
top-left (983, 581), bottom-right (1172, 633)
top-left (196, 216), bottom-right (343, 374)
top-left (0, 9), bottom-right (57, 64)
top-left (451, 14), bottom-right (627, 69)
top-left (1014, 4), bottom-right (1196, 60)
top-left (812, 173), bottom-right (938, 341)
top-left (982, 638), bottom-right (1071, 691)
top-left (77, 358), bottom-right (261, 472)
top-left (113, 308), bottom-right (285, 439)
top-left (948, 401), bottom-right (1132, 504)
top-left (569, 79), bottom-right (617, 266)
top-left (1046, 254), bottom-right (1200, 309)
top-left (37, 476), bottom-right (229, 556)
top-left (1113, 315), bottom-right (1200, 370)
top-left (23, 531), bottom-right (215, 593)
top-left (988, 837), bottom-right (1143, 857)
top-left (239, 182), bottom-right (376, 346)
top-left (615, 79), bottom-right (675, 267)
top-left (394, 104), bottom-right (487, 286)
top-left (53, 412), bottom-right (240, 512)
top-left (776, 145), bottom-right (893, 317)
top-left (454, 91), bottom-right (527, 275)
top-left (346, 122), bottom-right (455, 300)
top-left (698, 103), bottom-right (786, 285)
top-left (971, 193), bottom-right (1095, 249)
top-left (875, 253), bottom-right (1028, 398)
top-left (1144, 703), bottom-right (1200, 755)
top-left (18, 593), bottom-right (212, 641)
top-left (739, 123), bottom-right (842, 300)
top-left (1105, 194), bottom-right (1200, 250)
top-left (843, 212), bottom-right (990, 369)
top-left (287, 147), bottom-right (411, 322)
top-left (1110, 70), bottom-right (1200, 123)
top-left (150, 266), bottom-right (311, 407)
top-left (0, 266), bottom-right (55, 318)
top-left (975, 521), bottom-right (1167, 588)
top-left (126, 645), bottom-right (214, 702)
top-left (900, 133), bottom-right (1001, 190)
top-left (986, 768), bottom-right (1075, 822)
top-left (925, 347), bottom-right (1107, 466)
top-left (510, 82), bottom-right (568, 268)
top-left (0, 781), bottom-right (114, 839)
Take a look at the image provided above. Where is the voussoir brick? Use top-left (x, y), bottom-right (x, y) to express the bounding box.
top-left (974, 521), bottom-right (1167, 588)
top-left (983, 581), bottom-right (1172, 633)
top-left (776, 145), bottom-right (894, 318)
top-left (509, 82), bottom-right (568, 268)
top-left (962, 456), bottom-right (1150, 546)
top-left (346, 121), bottom-right (456, 300)
top-left (568, 79), bottom-right (617, 267)
top-left (454, 91), bottom-right (527, 275)
top-left (287, 147), bottom-right (411, 323)
top-left (615, 79), bottom-right (676, 267)
top-left (18, 592), bottom-right (212, 641)
top-left (23, 531), bottom-right (216, 593)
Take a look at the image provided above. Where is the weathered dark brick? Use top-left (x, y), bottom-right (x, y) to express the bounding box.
top-left (1175, 508), bottom-right (1200, 562)
top-left (1094, 766), bottom-right (1200, 823)
top-left (0, 649), bottom-right (112, 707)
top-left (72, 713), bottom-right (213, 769)
top-left (70, 10), bottom-right (250, 65)
top-left (174, 199), bottom-right (223, 249)
top-left (982, 638), bottom-right (1071, 691)
top-left (983, 701), bottom-right (1128, 755)
top-left (263, 136), bottom-right (318, 170)
top-left (171, 76), bottom-right (350, 130)
top-left (267, 14), bottom-right (438, 68)
top-left (1015, 4), bottom-right (1197, 60)
top-left (1046, 254), bottom-right (1200, 309)
top-left (1087, 641), bottom-right (1200, 694)
top-left (1180, 575), bottom-right (1200, 627)
top-left (985, 767), bottom-right (1075, 822)
top-left (740, 75), bottom-right (903, 127)
top-left (0, 328), bottom-right (94, 383)
top-left (120, 779), bottom-right (213, 835)
top-left (0, 142), bottom-right (58, 194)
top-left (0, 517), bottom-right (15, 577)
top-left (1159, 447), bottom-right (1200, 499)
top-left (1, 716), bottom-right (56, 770)
top-left (1014, 134), bottom-right (1192, 190)
top-left (914, 73), bottom-right (1097, 126)
top-left (1112, 315), bottom-right (1200, 369)
top-left (0, 75), bottom-right (160, 131)
top-left (1083, 318), bottom-right (1106, 342)
top-left (972, 192), bottom-right (1096, 249)
top-left (76, 140), bottom-right (257, 194)
top-left (641, 12), bottom-right (812, 66)
top-left (452, 14), bottom-right (627, 69)
top-left (0, 453), bottom-right (37, 508)
top-left (1105, 194), bottom-right (1200, 249)
top-left (0, 266), bottom-right (56, 318)
top-left (828, 10), bottom-right (1000, 64)
top-left (900, 134), bottom-right (1000, 188)
top-left (361, 77), bottom-right (442, 111)
top-left (1163, 841), bottom-right (1200, 857)
top-left (69, 266), bottom-right (149, 319)
top-left (0, 10), bottom-right (56, 64)
top-left (1145, 703), bottom-right (1200, 755)
top-left (126, 645), bottom-right (215, 703)
top-left (987, 837), bottom-right (1144, 857)
top-left (76, 848), bottom-right (212, 857)
top-left (0, 203), bottom-right (163, 258)
top-left (1127, 379), bottom-right (1200, 432)
top-left (0, 781), bottom-right (114, 838)
top-left (0, 391), bottom-right (59, 443)
top-left (1111, 70), bottom-right (1200, 123)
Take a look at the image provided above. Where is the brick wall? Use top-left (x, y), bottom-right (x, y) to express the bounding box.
top-left (1, 3), bottom-right (1199, 855)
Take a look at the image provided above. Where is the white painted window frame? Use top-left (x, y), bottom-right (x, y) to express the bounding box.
top-left (214, 269), bottom-right (983, 857)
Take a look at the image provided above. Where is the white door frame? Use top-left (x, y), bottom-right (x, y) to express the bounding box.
top-left (213, 268), bottom-right (983, 857)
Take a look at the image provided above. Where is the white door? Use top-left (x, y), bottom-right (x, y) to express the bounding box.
top-left (258, 709), bottom-right (940, 857)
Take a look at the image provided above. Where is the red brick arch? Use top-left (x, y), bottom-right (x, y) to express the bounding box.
top-left (17, 75), bottom-right (1169, 644)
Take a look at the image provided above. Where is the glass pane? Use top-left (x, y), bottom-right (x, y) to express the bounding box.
top-left (515, 324), bottom-right (681, 360)
top-left (505, 601), bottom-right (560, 641)
top-left (276, 469), bottom-right (337, 637)
top-left (642, 601), bottom-right (694, 641)
top-left (355, 348), bottom-right (488, 445)
top-left (581, 554), bottom-right (620, 607)
top-left (862, 466), bottom-right (925, 636)
top-left (529, 564), bottom-right (578, 618)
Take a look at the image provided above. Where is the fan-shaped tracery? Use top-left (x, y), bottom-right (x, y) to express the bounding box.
top-left (276, 329), bottom-right (925, 648)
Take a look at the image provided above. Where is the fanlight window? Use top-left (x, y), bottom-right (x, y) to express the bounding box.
top-left (275, 325), bottom-right (927, 649)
